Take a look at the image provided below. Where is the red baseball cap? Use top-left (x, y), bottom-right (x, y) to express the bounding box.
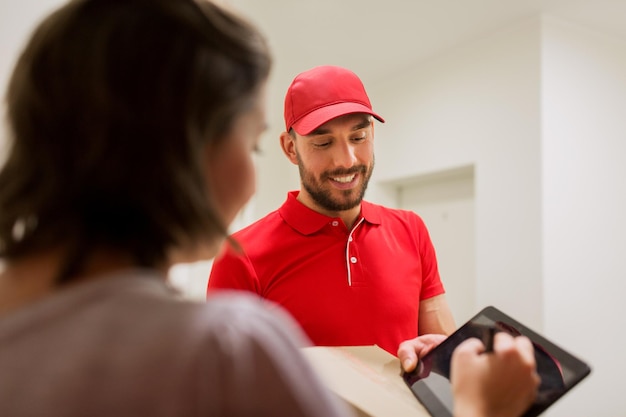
top-left (283, 65), bottom-right (385, 135)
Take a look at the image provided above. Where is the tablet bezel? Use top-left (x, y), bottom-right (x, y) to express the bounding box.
top-left (402, 306), bottom-right (591, 417)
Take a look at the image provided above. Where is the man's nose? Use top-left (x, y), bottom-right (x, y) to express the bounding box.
top-left (333, 142), bottom-right (357, 168)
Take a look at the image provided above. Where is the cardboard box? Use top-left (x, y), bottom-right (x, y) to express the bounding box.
top-left (301, 345), bottom-right (430, 417)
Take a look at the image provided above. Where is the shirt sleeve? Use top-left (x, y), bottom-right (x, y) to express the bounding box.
top-left (207, 241), bottom-right (262, 297)
top-left (413, 214), bottom-right (446, 300)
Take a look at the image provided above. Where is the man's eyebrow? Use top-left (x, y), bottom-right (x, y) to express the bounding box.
top-left (308, 126), bottom-right (331, 136)
top-left (308, 117), bottom-right (372, 136)
top-left (352, 119), bottom-right (371, 131)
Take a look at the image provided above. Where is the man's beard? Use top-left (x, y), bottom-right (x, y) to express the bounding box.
top-left (296, 153), bottom-right (374, 212)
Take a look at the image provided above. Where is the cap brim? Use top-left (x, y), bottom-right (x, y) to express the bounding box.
top-left (292, 102), bottom-right (385, 136)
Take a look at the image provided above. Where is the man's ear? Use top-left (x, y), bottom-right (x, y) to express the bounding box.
top-left (279, 131), bottom-right (299, 165)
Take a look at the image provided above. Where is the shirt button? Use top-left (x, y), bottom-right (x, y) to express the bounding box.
top-left (350, 257), bottom-right (357, 264)
top-left (331, 221), bottom-right (339, 226)
top-left (348, 237), bottom-right (353, 242)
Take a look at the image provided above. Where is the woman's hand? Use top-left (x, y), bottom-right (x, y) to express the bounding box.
top-left (451, 332), bottom-right (540, 417)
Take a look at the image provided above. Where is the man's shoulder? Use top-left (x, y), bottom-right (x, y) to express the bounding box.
top-left (362, 200), bottom-right (423, 222)
top-left (231, 209), bottom-right (285, 240)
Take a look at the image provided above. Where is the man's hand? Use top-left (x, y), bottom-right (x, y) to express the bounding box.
top-left (397, 333), bottom-right (447, 372)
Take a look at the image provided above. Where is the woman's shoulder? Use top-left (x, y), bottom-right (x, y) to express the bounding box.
top-left (188, 291), bottom-right (311, 352)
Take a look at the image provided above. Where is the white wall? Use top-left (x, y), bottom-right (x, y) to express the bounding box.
top-left (0, 1), bottom-right (65, 102)
top-left (367, 18), bottom-right (544, 330)
top-left (542, 16), bottom-right (626, 417)
top-left (0, 0), bottom-right (66, 162)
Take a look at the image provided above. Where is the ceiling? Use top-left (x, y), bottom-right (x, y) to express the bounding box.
top-left (225, 0), bottom-right (626, 113)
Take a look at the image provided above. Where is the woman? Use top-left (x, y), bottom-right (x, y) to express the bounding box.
top-left (0, 0), bottom-right (350, 415)
top-left (0, 0), bottom-right (538, 416)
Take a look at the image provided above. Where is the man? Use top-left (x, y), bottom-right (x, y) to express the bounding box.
top-left (208, 65), bottom-right (456, 355)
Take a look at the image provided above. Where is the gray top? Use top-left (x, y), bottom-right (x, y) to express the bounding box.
top-left (0, 269), bottom-right (352, 417)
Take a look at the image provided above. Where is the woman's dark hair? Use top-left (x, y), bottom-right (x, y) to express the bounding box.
top-left (0, 0), bottom-right (271, 283)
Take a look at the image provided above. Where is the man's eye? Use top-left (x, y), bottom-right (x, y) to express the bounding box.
top-left (313, 142), bottom-right (330, 148)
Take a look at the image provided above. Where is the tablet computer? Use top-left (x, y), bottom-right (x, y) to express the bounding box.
top-left (402, 306), bottom-right (591, 417)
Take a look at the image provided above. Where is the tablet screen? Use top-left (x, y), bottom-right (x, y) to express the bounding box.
top-left (402, 306), bottom-right (591, 417)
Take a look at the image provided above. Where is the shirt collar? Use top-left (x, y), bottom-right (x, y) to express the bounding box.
top-left (279, 191), bottom-right (382, 235)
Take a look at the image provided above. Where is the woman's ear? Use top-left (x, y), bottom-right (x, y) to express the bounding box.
top-left (279, 131), bottom-right (299, 165)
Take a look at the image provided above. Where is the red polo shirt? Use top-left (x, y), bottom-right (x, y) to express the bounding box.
top-left (207, 191), bottom-right (445, 355)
